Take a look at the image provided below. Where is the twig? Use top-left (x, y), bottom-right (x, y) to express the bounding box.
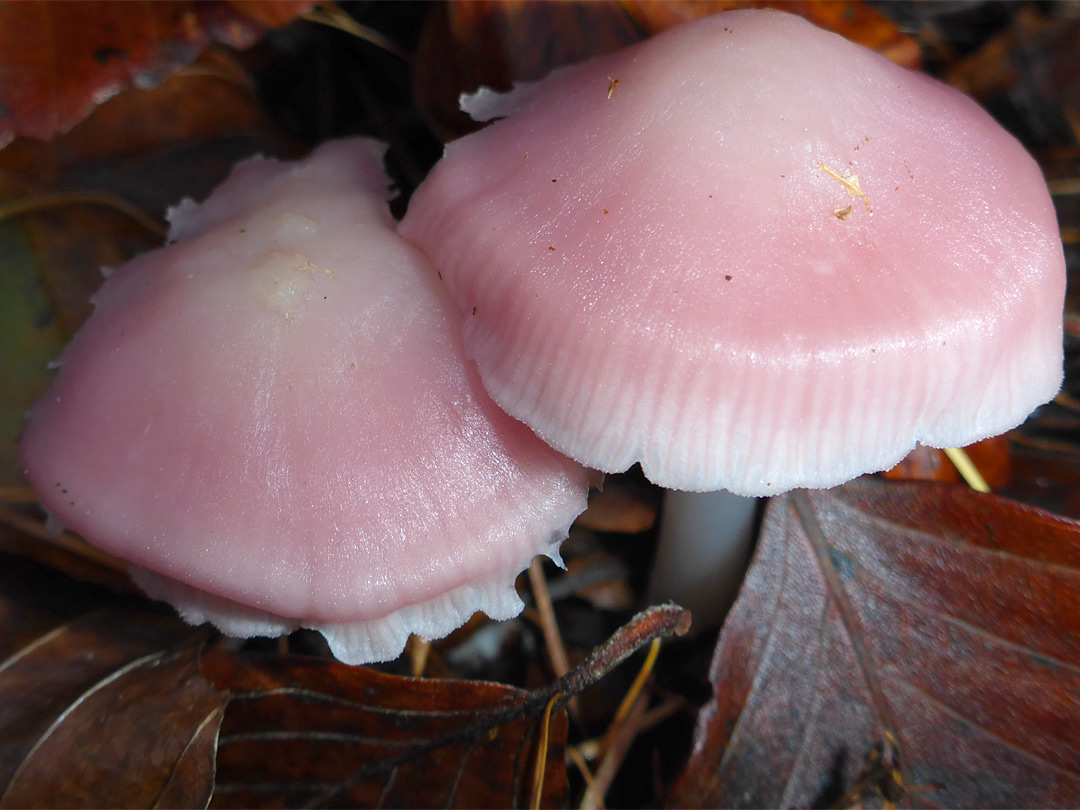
top-left (301, 3), bottom-right (411, 64)
top-left (567, 747), bottom-right (599, 804)
top-left (579, 688), bottom-right (648, 810)
top-left (598, 638), bottom-right (660, 758)
top-left (528, 559), bottom-right (584, 725)
top-left (408, 635), bottom-right (431, 677)
top-left (0, 503), bottom-right (127, 573)
top-left (0, 191), bottom-right (167, 237)
top-left (1049, 177), bottom-right (1080, 196)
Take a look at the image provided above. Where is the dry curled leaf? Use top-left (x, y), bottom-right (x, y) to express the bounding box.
top-left (670, 479), bottom-right (1080, 808)
top-left (0, 0), bottom-right (314, 148)
top-left (203, 605), bottom-right (690, 809)
top-left (0, 553), bottom-right (226, 809)
top-left (203, 650), bottom-right (569, 809)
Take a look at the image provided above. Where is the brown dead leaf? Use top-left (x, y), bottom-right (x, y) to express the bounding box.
top-left (203, 604), bottom-right (690, 808)
top-left (203, 650), bottom-right (568, 809)
top-left (0, 0), bottom-right (314, 148)
top-left (669, 479), bottom-right (1080, 808)
top-left (0, 553), bottom-right (226, 809)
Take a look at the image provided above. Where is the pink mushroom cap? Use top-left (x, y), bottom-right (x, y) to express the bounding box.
top-left (19, 138), bottom-right (592, 664)
top-left (399, 9), bottom-right (1065, 495)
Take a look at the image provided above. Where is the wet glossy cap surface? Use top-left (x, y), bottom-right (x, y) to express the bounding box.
top-left (399, 10), bottom-right (1065, 494)
top-left (20, 138), bottom-right (592, 662)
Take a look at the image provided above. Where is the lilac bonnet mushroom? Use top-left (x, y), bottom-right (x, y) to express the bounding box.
top-left (398, 9), bottom-right (1065, 628)
top-left (398, 9), bottom-right (1064, 498)
top-left (19, 138), bottom-right (593, 665)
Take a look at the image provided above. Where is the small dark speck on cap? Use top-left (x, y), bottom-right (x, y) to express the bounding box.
top-left (548, 246), bottom-right (555, 251)
top-left (725, 275), bottom-right (733, 281)
top-left (551, 178), bottom-right (557, 183)
top-left (472, 306), bottom-right (478, 315)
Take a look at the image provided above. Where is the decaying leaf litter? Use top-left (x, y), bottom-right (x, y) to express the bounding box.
top-left (1, 2), bottom-right (1079, 808)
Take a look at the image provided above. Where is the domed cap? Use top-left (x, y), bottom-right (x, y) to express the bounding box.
top-left (399, 9), bottom-right (1065, 495)
top-left (19, 138), bottom-right (592, 664)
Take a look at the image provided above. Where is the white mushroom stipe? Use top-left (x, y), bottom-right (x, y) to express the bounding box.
top-left (647, 490), bottom-right (760, 634)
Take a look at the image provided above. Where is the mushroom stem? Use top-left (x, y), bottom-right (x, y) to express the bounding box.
top-left (647, 489), bottom-right (761, 634)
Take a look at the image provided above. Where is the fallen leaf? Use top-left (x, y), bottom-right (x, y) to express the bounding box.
top-left (0, 553), bottom-right (226, 809)
top-left (203, 650), bottom-right (568, 809)
top-left (669, 479), bottom-right (1080, 808)
top-left (0, 0), bottom-right (314, 147)
top-left (203, 604), bottom-right (690, 808)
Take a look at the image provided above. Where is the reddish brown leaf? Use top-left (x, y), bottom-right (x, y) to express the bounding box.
top-left (202, 605), bottom-right (690, 809)
top-left (203, 650), bottom-right (570, 809)
top-left (670, 479), bottom-right (1080, 808)
top-left (0, 0), bottom-right (313, 147)
top-left (0, 553), bottom-right (226, 808)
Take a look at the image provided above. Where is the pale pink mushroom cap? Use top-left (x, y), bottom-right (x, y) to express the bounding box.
top-left (399, 9), bottom-right (1065, 495)
top-left (19, 138), bottom-right (591, 664)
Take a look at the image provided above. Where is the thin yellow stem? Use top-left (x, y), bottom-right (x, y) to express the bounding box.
top-left (942, 446), bottom-right (991, 493)
top-left (530, 691), bottom-right (564, 810)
